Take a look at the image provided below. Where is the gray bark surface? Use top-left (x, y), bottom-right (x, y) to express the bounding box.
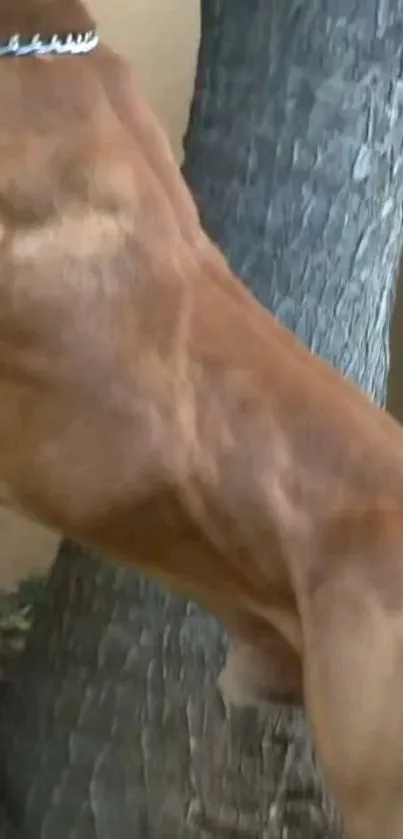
top-left (183, 0), bottom-right (403, 404)
top-left (2, 0), bottom-right (403, 836)
top-left (0, 544), bottom-right (341, 839)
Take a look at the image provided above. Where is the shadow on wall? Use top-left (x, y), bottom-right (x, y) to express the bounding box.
top-left (388, 258), bottom-right (403, 422)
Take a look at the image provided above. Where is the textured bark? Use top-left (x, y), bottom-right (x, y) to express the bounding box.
top-left (387, 257), bottom-right (403, 419)
top-left (184, 0), bottom-right (403, 405)
top-left (0, 544), bottom-right (341, 839)
top-left (2, 1), bottom-right (403, 837)
top-left (0, 804), bottom-right (18, 838)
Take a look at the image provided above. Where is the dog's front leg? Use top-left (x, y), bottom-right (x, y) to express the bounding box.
top-left (302, 559), bottom-right (403, 839)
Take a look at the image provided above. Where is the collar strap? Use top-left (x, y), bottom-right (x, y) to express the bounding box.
top-left (0, 30), bottom-right (99, 58)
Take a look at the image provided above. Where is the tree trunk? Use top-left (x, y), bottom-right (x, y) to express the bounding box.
top-left (2, 1), bottom-right (403, 836)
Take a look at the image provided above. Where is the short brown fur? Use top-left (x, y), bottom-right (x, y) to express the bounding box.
top-left (1, 2), bottom-right (403, 836)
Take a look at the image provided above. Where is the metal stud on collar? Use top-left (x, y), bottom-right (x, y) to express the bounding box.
top-left (0, 30), bottom-right (99, 58)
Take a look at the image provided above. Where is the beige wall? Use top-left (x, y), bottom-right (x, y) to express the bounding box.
top-left (90, 0), bottom-right (200, 159)
top-left (0, 1), bottom-right (200, 591)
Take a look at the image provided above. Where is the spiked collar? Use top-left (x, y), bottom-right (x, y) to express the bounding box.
top-left (0, 30), bottom-right (99, 57)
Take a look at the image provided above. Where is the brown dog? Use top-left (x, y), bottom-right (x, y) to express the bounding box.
top-left (1, 1), bottom-right (403, 837)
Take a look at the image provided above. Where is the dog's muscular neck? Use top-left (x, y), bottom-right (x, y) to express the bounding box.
top-left (2, 4), bottom-right (403, 834)
top-left (1, 0), bottom-right (403, 639)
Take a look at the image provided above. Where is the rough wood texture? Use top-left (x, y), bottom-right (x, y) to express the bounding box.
top-left (1, 544), bottom-right (343, 839)
top-left (2, 0), bottom-right (403, 836)
top-left (183, 0), bottom-right (403, 403)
